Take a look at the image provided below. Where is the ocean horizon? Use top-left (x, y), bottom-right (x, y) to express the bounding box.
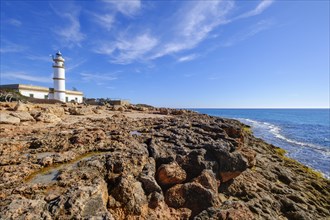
top-left (191, 108), bottom-right (330, 179)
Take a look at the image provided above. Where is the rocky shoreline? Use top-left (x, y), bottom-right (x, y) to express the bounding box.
top-left (0, 102), bottom-right (329, 219)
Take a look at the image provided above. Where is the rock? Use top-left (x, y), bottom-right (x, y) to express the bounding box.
top-left (110, 175), bottom-right (148, 215)
top-left (159, 108), bottom-right (169, 115)
top-left (138, 158), bottom-right (162, 195)
top-left (193, 169), bottom-right (218, 193)
top-left (34, 112), bottom-right (61, 123)
top-left (10, 112), bottom-right (35, 122)
top-left (156, 162), bottom-right (186, 186)
top-left (0, 112), bottom-right (20, 124)
top-left (165, 181), bottom-right (218, 217)
top-left (194, 202), bottom-right (254, 220)
top-left (39, 156), bottom-right (53, 166)
top-left (1, 198), bottom-right (52, 220)
top-left (50, 171), bottom-right (112, 219)
top-left (13, 101), bottom-right (29, 111)
top-left (68, 107), bottom-right (91, 115)
top-left (43, 106), bottom-right (65, 117)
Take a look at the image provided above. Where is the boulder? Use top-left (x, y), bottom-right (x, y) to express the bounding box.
top-left (1, 198), bottom-right (52, 220)
top-left (165, 181), bottom-right (218, 217)
top-left (13, 101), bottom-right (29, 111)
top-left (156, 162), bottom-right (186, 186)
top-left (194, 202), bottom-right (254, 220)
top-left (34, 112), bottom-right (61, 123)
top-left (68, 107), bottom-right (92, 115)
top-left (110, 175), bottom-right (148, 215)
top-left (0, 112), bottom-right (20, 124)
top-left (138, 158), bottom-right (162, 195)
top-left (10, 112), bottom-right (35, 122)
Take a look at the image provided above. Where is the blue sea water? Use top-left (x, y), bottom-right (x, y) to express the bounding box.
top-left (192, 109), bottom-right (330, 179)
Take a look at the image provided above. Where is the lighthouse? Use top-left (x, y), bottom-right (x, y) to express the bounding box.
top-left (52, 51), bottom-right (66, 102)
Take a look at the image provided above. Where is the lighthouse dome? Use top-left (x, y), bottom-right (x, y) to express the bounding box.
top-left (54, 51), bottom-right (65, 61)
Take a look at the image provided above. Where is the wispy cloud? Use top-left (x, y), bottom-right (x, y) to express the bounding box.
top-left (26, 55), bottom-right (52, 62)
top-left (51, 4), bottom-right (85, 48)
top-left (95, 33), bottom-right (158, 64)
top-left (222, 20), bottom-right (274, 47)
top-left (0, 40), bottom-right (27, 53)
top-left (1, 72), bottom-right (51, 83)
top-left (6, 18), bottom-right (22, 27)
top-left (177, 54), bottom-right (198, 62)
top-left (80, 73), bottom-right (118, 82)
top-left (102, 0), bottom-right (141, 17)
top-left (66, 59), bottom-right (86, 71)
top-left (236, 0), bottom-right (274, 19)
top-left (151, 1), bottom-right (234, 59)
top-left (92, 13), bottom-right (114, 31)
top-left (91, 0), bottom-right (274, 64)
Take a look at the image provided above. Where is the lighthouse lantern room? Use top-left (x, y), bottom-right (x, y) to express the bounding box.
top-left (52, 51), bottom-right (66, 102)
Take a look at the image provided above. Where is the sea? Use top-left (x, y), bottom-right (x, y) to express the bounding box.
top-left (192, 109), bottom-right (330, 179)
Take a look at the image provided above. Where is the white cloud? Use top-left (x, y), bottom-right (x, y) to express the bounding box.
top-left (177, 54), bottom-right (198, 62)
top-left (1, 72), bottom-right (51, 83)
top-left (0, 40), bottom-right (27, 53)
top-left (26, 55), bottom-right (52, 62)
top-left (92, 13), bottom-right (114, 31)
top-left (103, 0), bottom-right (141, 17)
top-left (236, 0), bottom-right (274, 19)
top-left (80, 73), bottom-right (117, 81)
top-left (51, 4), bottom-right (85, 48)
top-left (151, 1), bottom-right (234, 59)
top-left (66, 59), bottom-right (86, 71)
top-left (7, 18), bottom-right (22, 27)
top-left (222, 20), bottom-right (274, 47)
top-left (91, 0), bottom-right (274, 64)
top-left (95, 33), bottom-right (158, 64)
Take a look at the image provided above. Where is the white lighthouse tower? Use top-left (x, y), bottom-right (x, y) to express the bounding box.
top-left (52, 51), bottom-right (66, 102)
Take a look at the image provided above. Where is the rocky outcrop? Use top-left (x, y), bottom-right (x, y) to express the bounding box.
top-left (0, 112), bottom-right (20, 124)
top-left (0, 103), bottom-right (329, 219)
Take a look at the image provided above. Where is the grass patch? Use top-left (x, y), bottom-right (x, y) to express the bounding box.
top-left (242, 126), bottom-right (252, 134)
top-left (274, 147), bottom-right (287, 156)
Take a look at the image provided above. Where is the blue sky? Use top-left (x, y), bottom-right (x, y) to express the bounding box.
top-left (1, 0), bottom-right (329, 108)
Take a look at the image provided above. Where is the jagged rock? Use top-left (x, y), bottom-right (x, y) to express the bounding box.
top-left (0, 112), bottom-right (20, 124)
top-left (2, 197), bottom-right (52, 220)
top-left (138, 158), bottom-right (162, 195)
top-left (42, 106), bottom-right (65, 117)
top-left (38, 156), bottom-right (53, 166)
top-left (193, 169), bottom-right (219, 193)
top-left (13, 101), bottom-right (29, 111)
top-left (10, 112), bottom-right (35, 122)
top-left (165, 181), bottom-right (218, 217)
top-left (68, 107), bottom-right (92, 115)
top-left (1, 103), bottom-right (329, 220)
top-left (33, 112), bottom-right (61, 123)
top-left (156, 162), bottom-right (187, 186)
top-left (110, 175), bottom-right (148, 215)
top-left (194, 202), bottom-right (254, 220)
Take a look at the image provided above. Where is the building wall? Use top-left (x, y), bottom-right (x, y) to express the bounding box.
top-left (19, 89), bottom-right (49, 99)
top-left (65, 94), bottom-right (83, 103)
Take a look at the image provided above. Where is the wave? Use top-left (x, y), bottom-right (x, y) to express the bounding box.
top-left (236, 118), bottom-right (330, 156)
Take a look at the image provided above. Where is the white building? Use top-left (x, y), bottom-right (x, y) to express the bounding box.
top-left (0, 51), bottom-right (83, 103)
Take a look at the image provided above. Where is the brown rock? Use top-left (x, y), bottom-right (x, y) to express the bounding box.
top-left (34, 112), bottom-right (61, 123)
top-left (156, 162), bottom-right (186, 186)
top-left (13, 101), bottom-right (29, 111)
top-left (0, 112), bottom-right (20, 124)
top-left (220, 171), bottom-right (242, 183)
top-left (10, 112), bottom-right (35, 122)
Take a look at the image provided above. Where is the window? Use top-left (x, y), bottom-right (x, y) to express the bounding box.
top-left (44, 95), bottom-right (48, 99)
top-left (29, 94), bottom-right (34, 98)
top-left (75, 97), bottom-right (78, 102)
top-left (66, 97), bottom-right (69, 102)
